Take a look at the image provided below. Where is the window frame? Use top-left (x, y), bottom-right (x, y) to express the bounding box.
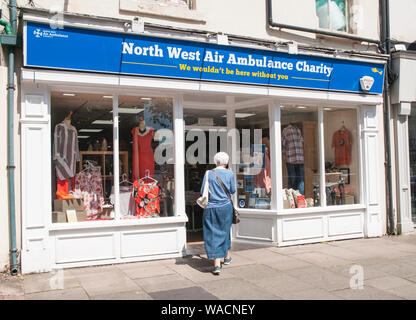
top-left (316, 0), bottom-right (350, 33)
top-left (279, 104), bottom-right (363, 212)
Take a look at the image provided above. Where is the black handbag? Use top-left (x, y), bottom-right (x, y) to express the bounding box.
top-left (212, 170), bottom-right (240, 224)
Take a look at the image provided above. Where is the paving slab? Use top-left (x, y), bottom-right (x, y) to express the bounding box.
top-left (305, 245), bottom-right (371, 261)
top-left (290, 251), bottom-right (353, 268)
top-left (91, 290), bottom-right (153, 300)
top-left (285, 266), bottom-right (351, 291)
top-left (118, 264), bottom-right (177, 280)
top-left (249, 273), bottom-right (315, 297)
top-left (332, 287), bottom-right (404, 300)
top-left (404, 275), bottom-right (416, 283)
top-left (352, 245), bottom-right (414, 260)
top-left (75, 270), bottom-right (141, 297)
top-left (219, 264), bottom-right (282, 282)
top-left (22, 270), bottom-right (80, 294)
top-left (0, 295), bottom-right (24, 300)
top-left (199, 278), bottom-right (280, 300)
top-left (148, 286), bottom-right (219, 300)
top-left (276, 288), bottom-right (344, 300)
top-left (384, 285), bottom-right (416, 300)
top-left (25, 287), bottom-right (89, 300)
top-left (372, 261), bottom-right (416, 278)
top-left (328, 264), bottom-right (389, 281)
top-left (0, 276), bottom-right (24, 297)
top-left (365, 275), bottom-right (415, 291)
top-left (258, 254), bottom-right (313, 271)
top-left (233, 248), bottom-right (281, 261)
top-left (135, 274), bottom-right (195, 293)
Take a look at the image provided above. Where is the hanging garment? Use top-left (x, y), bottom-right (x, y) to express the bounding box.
top-left (281, 124), bottom-right (304, 164)
top-left (331, 128), bottom-right (351, 166)
top-left (109, 185), bottom-right (135, 217)
top-left (133, 179), bottom-right (161, 218)
top-left (254, 149), bottom-right (271, 193)
top-left (53, 121), bottom-right (80, 180)
top-left (74, 169), bottom-right (105, 219)
top-left (132, 127), bottom-right (155, 182)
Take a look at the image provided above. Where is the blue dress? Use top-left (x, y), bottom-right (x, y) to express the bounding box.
top-left (200, 168), bottom-right (236, 259)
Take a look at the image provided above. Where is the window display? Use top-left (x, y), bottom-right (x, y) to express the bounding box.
top-left (51, 93), bottom-right (175, 223)
top-left (119, 95), bottom-right (175, 218)
top-left (324, 108), bottom-right (359, 206)
top-left (235, 106), bottom-right (272, 209)
top-left (281, 106), bottom-right (319, 209)
top-left (53, 111), bottom-right (80, 200)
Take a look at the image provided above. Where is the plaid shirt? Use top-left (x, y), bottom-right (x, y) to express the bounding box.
top-left (282, 124), bottom-right (304, 164)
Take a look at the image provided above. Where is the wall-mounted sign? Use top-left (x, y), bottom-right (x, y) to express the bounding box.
top-left (25, 22), bottom-right (385, 94)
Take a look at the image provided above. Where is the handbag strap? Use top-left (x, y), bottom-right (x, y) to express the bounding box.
top-left (211, 170), bottom-right (233, 204)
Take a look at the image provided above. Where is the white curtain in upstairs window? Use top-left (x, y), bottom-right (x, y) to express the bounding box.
top-left (316, 0), bottom-right (346, 31)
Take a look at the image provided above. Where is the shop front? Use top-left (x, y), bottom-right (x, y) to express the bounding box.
top-left (20, 15), bottom-right (387, 274)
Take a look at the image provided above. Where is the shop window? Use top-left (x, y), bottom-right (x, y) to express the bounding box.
top-left (51, 92), bottom-right (115, 223)
top-left (235, 106), bottom-right (272, 210)
top-left (316, 0), bottom-right (349, 32)
top-left (51, 93), bottom-right (175, 223)
top-left (324, 108), bottom-right (360, 206)
top-left (118, 95), bottom-right (175, 218)
top-left (281, 106), bottom-right (320, 209)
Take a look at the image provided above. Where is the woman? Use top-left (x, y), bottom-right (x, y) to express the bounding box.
top-left (200, 152), bottom-right (236, 275)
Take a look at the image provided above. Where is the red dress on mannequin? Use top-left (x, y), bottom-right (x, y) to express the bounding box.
top-left (132, 127), bottom-right (155, 181)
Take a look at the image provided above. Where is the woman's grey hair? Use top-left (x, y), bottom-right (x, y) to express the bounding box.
top-left (213, 152), bottom-right (230, 166)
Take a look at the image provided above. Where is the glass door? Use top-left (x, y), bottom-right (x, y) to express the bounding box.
top-left (183, 108), bottom-right (228, 243)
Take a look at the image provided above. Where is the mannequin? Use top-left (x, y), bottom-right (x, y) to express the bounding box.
top-left (281, 119), bottom-right (305, 195)
top-left (53, 111), bottom-right (80, 200)
top-left (132, 116), bottom-right (155, 181)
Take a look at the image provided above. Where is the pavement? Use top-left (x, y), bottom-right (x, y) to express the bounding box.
top-left (2, 232), bottom-right (416, 300)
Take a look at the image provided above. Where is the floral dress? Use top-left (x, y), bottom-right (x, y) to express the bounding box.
top-left (133, 179), bottom-right (161, 218)
top-left (74, 169), bottom-right (105, 219)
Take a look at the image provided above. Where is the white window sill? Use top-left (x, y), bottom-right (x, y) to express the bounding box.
top-left (49, 215), bottom-right (188, 231)
top-left (277, 204), bottom-right (366, 216)
top-left (235, 204), bottom-right (366, 217)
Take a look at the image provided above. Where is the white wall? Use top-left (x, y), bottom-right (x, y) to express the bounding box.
top-left (17, 0), bottom-right (381, 51)
top-left (390, 0), bottom-right (416, 43)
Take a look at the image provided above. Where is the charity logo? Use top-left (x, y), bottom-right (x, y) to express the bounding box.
top-left (32, 28), bottom-right (69, 39)
top-left (33, 29), bottom-right (43, 38)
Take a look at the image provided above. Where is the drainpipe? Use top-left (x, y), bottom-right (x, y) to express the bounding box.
top-left (2, 0), bottom-right (18, 275)
top-left (266, 0), bottom-right (380, 45)
top-left (380, 0), bottom-right (395, 235)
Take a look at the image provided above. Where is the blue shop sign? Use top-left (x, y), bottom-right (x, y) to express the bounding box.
top-left (25, 22), bottom-right (385, 94)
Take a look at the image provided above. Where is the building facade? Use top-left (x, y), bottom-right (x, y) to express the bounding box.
top-left (0, 0), bottom-right (400, 274)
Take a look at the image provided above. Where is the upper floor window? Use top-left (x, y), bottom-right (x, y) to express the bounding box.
top-left (316, 0), bottom-right (349, 32)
